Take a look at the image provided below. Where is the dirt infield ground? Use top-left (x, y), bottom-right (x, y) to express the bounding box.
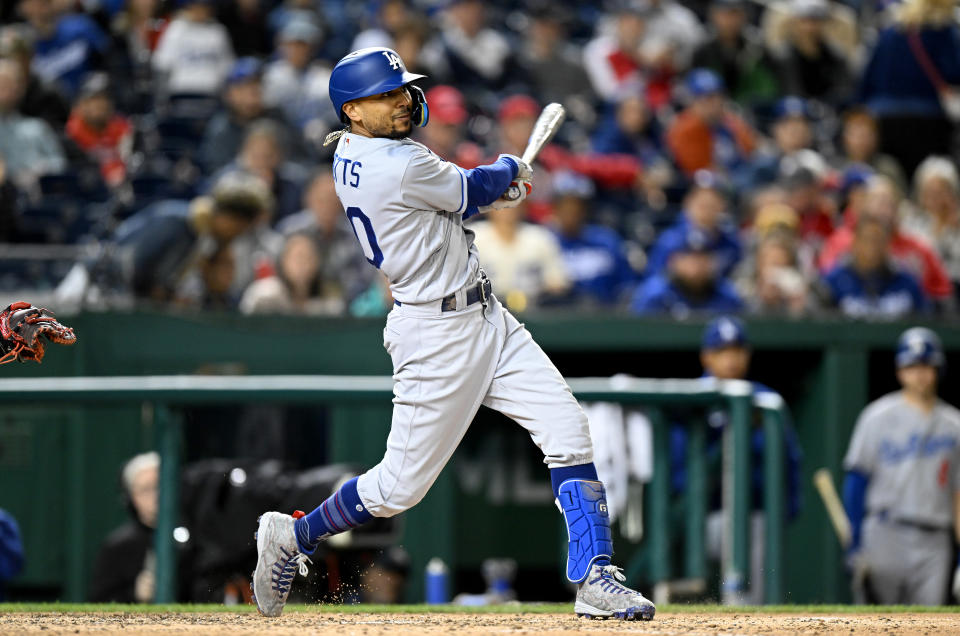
top-left (3, 610), bottom-right (960, 635)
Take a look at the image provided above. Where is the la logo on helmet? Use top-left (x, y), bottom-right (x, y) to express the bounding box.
top-left (382, 51), bottom-right (403, 70)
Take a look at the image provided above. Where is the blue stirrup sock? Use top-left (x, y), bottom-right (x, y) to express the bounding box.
top-left (294, 476), bottom-right (373, 554)
top-left (551, 463), bottom-right (612, 581)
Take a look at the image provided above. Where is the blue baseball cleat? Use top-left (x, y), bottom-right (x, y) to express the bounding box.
top-left (251, 511), bottom-right (311, 617)
top-left (574, 563), bottom-right (655, 621)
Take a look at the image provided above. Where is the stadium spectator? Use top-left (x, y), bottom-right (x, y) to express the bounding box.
top-left (89, 452), bottom-right (162, 602)
top-left (834, 108), bottom-right (907, 195)
top-left (471, 200), bottom-right (570, 312)
top-left (277, 171), bottom-right (374, 304)
top-left (175, 242), bottom-right (238, 310)
top-left (240, 232), bottom-right (346, 316)
top-left (591, 94), bottom-right (669, 171)
top-left (0, 508), bottom-right (24, 602)
top-left (549, 171), bottom-right (638, 306)
top-left (60, 172), bottom-right (271, 305)
top-left (217, 0), bottom-right (272, 58)
top-left (414, 85), bottom-right (483, 167)
top-left (16, 0), bottom-right (109, 99)
top-left (0, 25), bottom-right (69, 128)
top-left (856, 0), bottom-right (960, 177)
top-left (0, 58), bottom-right (66, 187)
top-left (902, 156), bottom-right (960, 290)
top-left (766, 0), bottom-right (853, 107)
top-left (823, 215), bottom-right (930, 318)
top-left (734, 228), bottom-right (815, 315)
top-left (666, 69), bottom-right (756, 178)
top-left (351, 0), bottom-right (415, 51)
top-left (262, 19), bottom-right (334, 145)
top-left (517, 3), bottom-right (594, 107)
top-left (820, 175), bottom-right (953, 306)
top-left (152, 0), bottom-right (234, 97)
top-left (420, 0), bottom-right (519, 95)
top-left (640, 0), bottom-right (706, 72)
top-left (739, 96), bottom-right (814, 190)
top-left (65, 73), bottom-right (133, 187)
top-left (105, 0), bottom-right (169, 114)
top-left (691, 0), bottom-right (780, 109)
top-left (630, 228), bottom-right (743, 316)
top-left (210, 121), bottom-right (307, 223)
top-left (778, 150), bottom-right (835, 245)
top-left (582, 2), bottom-right (649, 104)
top-left (646, 171), bottom-right (742, 278)
top-left (200, 59), bottom-right (299, 174)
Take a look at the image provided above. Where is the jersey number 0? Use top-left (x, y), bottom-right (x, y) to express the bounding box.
top-left (346, 207), bottom-right (384, 268)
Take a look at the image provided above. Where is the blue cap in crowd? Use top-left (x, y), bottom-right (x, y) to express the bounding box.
top-left (840, 165), bottom-right (874, 197)
top-left (702, 316), bottom-right (749, 350)
top-left (686, 69), bottom-right (724, 98)
top-left (226, 57), bottom-right (263, 85)
top-left (774, 96), bottom-right (810, 121)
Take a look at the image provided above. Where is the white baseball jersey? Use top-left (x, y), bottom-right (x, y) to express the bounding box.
top-left (844, 391), bottom-right (960, 528)
top-left (332, 132), bottom-right (480, 303)
top-left (331, 131), bottom-right (594, 520)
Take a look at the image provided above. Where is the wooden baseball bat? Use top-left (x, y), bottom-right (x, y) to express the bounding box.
top-left (813, 468), bottom-right (852, 549)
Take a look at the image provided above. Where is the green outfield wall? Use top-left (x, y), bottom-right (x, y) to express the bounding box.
top-left (1, 311), bottom-right (958, 604)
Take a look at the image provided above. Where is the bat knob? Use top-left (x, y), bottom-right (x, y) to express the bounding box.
top-left (503, 185), bottom-right (521, 201)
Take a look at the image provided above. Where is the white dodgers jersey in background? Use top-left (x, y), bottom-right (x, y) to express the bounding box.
top-left (333, 133), bottom-right (481, 304)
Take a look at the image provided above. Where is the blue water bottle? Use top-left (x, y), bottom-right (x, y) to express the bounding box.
top-left (425, 557), bottom-right (449, 604)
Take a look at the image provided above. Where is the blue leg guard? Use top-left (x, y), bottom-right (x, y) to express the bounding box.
top-left (557, 479), bottom-right (613, 584)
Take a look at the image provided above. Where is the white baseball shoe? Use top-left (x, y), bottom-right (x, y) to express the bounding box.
top-left (251, 511), bottom-right (311, 617)
top-left (574, 563), bottom-right (655, 620)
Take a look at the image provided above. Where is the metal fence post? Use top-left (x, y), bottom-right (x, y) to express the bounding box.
top-left (761, 405), bottom-right (785, 604)
top-left (684, 421), bottom-right (706, 580)
top-left (724, 383), bottom-right (752, 599)
top-left (647, 407), bottom-right (670, 583)
top-left (153, 404), bottom-right (181, 604)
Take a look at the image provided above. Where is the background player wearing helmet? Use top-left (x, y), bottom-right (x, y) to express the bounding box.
top-left (842, 327), bottom-right (960, 605)
top-left (252, 47), bottom-right (654, 621)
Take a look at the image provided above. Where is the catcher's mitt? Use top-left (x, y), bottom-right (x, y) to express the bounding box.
top-left (0, 302), bottom-right (77, 364)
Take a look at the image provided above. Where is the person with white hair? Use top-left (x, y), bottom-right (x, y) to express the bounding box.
top-left (902, 156), bottom-right (960, 291)
top-left (89, 452), bottom-right (161, 602)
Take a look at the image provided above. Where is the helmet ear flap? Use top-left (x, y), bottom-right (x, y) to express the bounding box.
top-left (409, 84), bottom-right (429, 127)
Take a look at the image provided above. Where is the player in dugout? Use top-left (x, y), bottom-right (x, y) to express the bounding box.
top-left (842, 327), bottom-right (960, 605)
top-left (251, 47), bottom-right (655, 621)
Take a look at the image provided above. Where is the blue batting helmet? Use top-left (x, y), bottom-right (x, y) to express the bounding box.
top-left (702, 316), bottom-right (749, 350)
top-left (895, 327), bottom-right (945, 370)
top-left (328, 47), bottom-right (429, 127)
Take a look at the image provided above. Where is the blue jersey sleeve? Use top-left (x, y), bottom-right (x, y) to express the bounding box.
top-left (842, 470), bottom-right (869, 552)
top-left (463, 155), bottom-right (518, 208)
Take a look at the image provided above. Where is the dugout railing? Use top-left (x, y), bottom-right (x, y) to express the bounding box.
top-left (0, 375), bottom-right (788, 604)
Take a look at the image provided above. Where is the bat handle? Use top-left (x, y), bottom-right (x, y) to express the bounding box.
top-left (502, 184), bottom-right (522, 201)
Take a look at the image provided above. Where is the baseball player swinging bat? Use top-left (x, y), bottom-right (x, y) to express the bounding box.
top-left (503, 102), bottom-right (566, 201)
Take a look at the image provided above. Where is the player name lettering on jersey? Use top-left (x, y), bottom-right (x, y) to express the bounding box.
top-left (879, 434), bottom-right (958, 464)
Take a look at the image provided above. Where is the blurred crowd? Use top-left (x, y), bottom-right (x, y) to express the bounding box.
top-left (2, 0), bottom-right (960, 319)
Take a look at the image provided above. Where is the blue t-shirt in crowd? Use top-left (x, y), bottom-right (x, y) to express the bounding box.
top-left (32, 13), bottom-right (109, 98)
top-left (858, 25), bottom-right (960, 118)
top-left (630, 274), bottom-right (744, 316)
top-left (646, 215), bottom-right (742, 278)
top-left (824, 263), bottom-right (929, 318)
top-left (553, 225), bottom-right (637, 305)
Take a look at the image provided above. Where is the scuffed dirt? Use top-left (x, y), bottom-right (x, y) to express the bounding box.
top-left (1, 611), bottom-right (958, 635)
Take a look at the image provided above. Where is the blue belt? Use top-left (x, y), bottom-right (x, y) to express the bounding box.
top-left (394, 278), bottom-right (492, 311)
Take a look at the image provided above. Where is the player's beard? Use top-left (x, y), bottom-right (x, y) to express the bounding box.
top-left (368, 112), bottom-right (412, 139)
